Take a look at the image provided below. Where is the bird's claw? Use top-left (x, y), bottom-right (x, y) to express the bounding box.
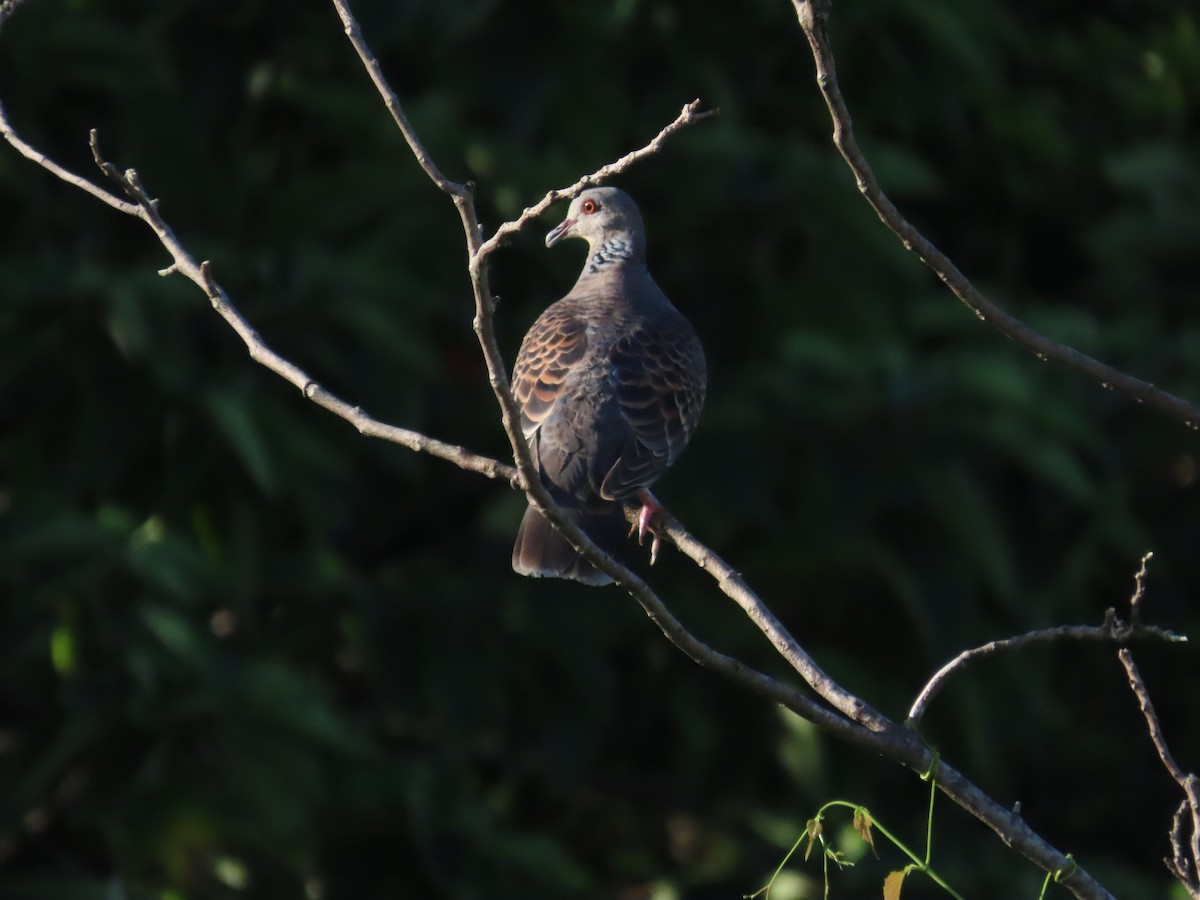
top-left (629, 491), bottom-right (666, 565)
top-left (637, 504), bottom-right (653, 542)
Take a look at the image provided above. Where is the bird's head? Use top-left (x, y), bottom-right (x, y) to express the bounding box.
top-left (545, 187), bottom-right (646, 260)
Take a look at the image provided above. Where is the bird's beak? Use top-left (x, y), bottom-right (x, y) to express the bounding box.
top-left (545, 216), bottom-right (577, 248)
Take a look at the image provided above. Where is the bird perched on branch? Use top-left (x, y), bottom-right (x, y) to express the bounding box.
top-left (511, 187), bottom-right (707, 585)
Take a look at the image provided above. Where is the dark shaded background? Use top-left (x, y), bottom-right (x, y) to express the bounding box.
top-left (1, 1), bottom-right (1198, 897)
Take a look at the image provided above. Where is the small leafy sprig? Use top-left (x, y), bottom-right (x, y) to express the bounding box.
top-left (748, 770), bottom-right (964, 900)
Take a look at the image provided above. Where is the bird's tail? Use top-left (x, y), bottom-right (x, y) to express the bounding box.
top-left (512, 502), bottom-right (627, 586)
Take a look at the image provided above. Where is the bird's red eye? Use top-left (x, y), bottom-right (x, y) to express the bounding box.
top-left (581, 198), bottom-right (599, 215)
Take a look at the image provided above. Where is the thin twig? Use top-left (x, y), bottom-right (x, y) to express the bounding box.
top-left (908, 615), bottom-right (1185, 725)
top-left (329, 1), bottom-right (465, 196)
top-left (0, 102), bottom-right (140, 216)
top-left (1119, 648), bottom-right (1200, 896)
top-left (1130, 550), bottom-right (1153, 624)
top-left (474, 100), bottom-right (716, 262)
top-left (790, 0), bottom-right (1200, 432)
top-left (909, 553), bottom-right (1181, 723)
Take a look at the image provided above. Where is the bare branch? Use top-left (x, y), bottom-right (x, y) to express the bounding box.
top-left (328, 0), bottom-right (466, 197)
top-left (475, 100), bottom-right (717, 262)
top-left (1170, 800), bottom-right (1200, 898)
top-left (908, 618), bottom-right (1185, 726)
top-left (909, 553), bottom-right (1185, 724)
top-left (653, 504), bottom-right (891, 732)
top-left (1130, 550), bottom-right (1153, 624)
top-left (91, 126), bottom-right (514, 481)
top-left (789, 0), bottom-right (1200, 432)
top-left (1119, 649), bottom-right (1200, 896)
top-left (0, 103), bottom-right (139, 216)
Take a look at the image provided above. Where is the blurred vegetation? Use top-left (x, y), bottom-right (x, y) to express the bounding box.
top-left (1, 0), bottom-right (1198, 897)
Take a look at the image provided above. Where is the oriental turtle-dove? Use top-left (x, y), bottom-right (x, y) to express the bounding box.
top-left (511, 187), bottom-right (707, 585)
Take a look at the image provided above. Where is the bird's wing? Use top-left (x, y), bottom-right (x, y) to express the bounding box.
top-left (511, 304), bottom-right (590, 441)
top-left (600, 321), bottom-right (706, 500)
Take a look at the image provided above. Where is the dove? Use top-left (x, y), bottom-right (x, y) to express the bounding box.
top-left (511, 187), bottom-right (706, 585)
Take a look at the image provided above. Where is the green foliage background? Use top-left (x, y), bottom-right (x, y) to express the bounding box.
top-left (1, 1), bottom-right (1198, 897)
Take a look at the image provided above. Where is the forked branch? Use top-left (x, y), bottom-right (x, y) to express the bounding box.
top-left (1118, 648), bottom-right (1200, 897)
top-left (908, 553), bottom-right (1185, 724)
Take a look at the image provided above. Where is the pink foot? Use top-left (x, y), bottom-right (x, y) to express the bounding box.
top-left (631, 489), bottom-right (667, 565)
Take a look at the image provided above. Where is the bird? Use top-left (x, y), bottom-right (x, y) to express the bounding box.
top-left (511, 186), bottom-right (707, 585)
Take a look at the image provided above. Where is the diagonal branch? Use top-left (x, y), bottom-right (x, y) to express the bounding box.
top-left (657, 506), bottom-right (890, 731)
top-left (329, 0), bottom-right (463, 196)
top-left (90, 125), bottom-right (514, 483)
top-left (790, 0), bottom-right (1200, 432)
